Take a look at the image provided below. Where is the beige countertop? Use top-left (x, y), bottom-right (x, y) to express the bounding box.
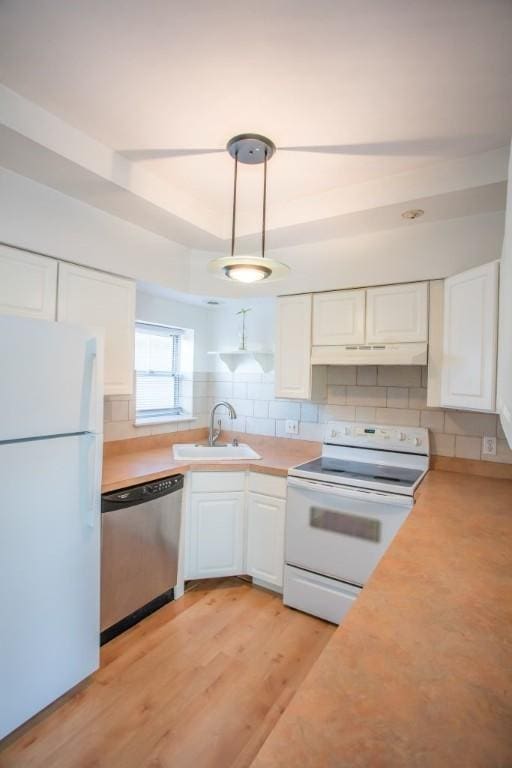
top-left (250, 469), bottom-right (512, 768)
top-left (102, 430), bottom-right (321, 492)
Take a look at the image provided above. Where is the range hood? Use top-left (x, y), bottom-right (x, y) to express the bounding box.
top-left (311, 342), bottom-right (428, 366)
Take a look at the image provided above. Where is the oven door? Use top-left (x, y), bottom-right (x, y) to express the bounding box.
top-left (286, 476), bottom-right (413, 586)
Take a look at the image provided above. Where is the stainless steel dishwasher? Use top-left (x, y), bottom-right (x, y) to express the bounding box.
top-left (100, 474), bottom-right (184, 644)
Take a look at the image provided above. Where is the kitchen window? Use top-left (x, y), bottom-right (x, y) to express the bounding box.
top-left (135, 322), bottom-right (191, 423)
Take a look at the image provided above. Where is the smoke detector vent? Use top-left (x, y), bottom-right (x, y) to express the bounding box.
top-left (401, 208), bottom-right (425, 220)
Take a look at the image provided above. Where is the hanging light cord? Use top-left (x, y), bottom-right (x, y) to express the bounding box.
top-left (230, 151), bottom-right (238, 257)
top-left (262, 149), bottom-right (268, 259)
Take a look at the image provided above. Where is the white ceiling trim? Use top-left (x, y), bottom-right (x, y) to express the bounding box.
top-left (0, 84), bottom-right (509, 251)
top-left (0, 84), bottom-right (224, 242)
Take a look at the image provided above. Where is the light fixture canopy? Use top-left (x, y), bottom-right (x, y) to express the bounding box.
top-left (209, 134), bottom-right (289, 285)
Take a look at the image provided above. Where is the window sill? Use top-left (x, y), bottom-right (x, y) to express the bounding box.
top-left (134, 415), bottom-right (197, 427)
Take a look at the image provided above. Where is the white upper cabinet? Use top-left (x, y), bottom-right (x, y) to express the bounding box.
top-left (57, 263), bottom-right (135, 395)
top-left (313, 289), bottom-right (365, 346)
top-left (441, 261), bottom-right (499, 412)
top-left (366, 282), bottom-right (428, 344)
top-left (0, 245), bottom-right (57, 320)
top-left (275, 294), bottom-right (314, 399)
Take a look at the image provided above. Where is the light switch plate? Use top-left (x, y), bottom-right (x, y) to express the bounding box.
top-left (285, 419), bottom-right (299, 435)
top-left (482, 436), bottom-right (497, 456)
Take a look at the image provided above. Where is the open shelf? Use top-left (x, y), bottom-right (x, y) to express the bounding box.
top-left (207, 349), bottom-right (274, 373)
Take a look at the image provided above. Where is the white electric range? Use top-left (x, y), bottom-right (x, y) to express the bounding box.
top-left (284, 421), bottom-right (429, 624)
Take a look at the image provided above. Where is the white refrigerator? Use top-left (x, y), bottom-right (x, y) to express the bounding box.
top-left (0, 316), bottom-right (103, 739)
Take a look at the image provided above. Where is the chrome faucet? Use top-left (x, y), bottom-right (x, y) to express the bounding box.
top-left (208, 401), bottom-right (237, 446)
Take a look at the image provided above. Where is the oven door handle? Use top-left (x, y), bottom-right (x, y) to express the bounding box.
top-left (287, 476), bottom-right (413, 507)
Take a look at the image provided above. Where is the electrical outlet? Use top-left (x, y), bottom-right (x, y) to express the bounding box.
top-left (285, 419), bottom-right (299, 435)
top-left (482, 436), bottom-right (497, 456)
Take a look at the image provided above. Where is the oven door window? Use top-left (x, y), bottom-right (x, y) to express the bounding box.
top-left (310, 506), bottom-right (381, 542)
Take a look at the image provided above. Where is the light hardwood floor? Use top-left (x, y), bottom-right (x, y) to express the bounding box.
top-left (0, 578), bottom-right (335, 768)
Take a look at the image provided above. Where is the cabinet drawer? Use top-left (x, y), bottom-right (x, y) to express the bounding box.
top-left (283, 565), bottom-right (361, 625)
top-left (248, 473), bottom-right (287, 499)
top-left (189, 471), bottom-right (246, 493)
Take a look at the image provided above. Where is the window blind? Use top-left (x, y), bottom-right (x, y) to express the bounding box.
top-left (135, 322), bottom-right (184, 417)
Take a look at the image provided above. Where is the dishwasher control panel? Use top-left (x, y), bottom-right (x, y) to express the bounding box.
top-left (102, 474), bottom-right (184, 511)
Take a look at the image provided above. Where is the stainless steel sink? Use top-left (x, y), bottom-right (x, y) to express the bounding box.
top-left (173, 443), bottom-right (261, 461)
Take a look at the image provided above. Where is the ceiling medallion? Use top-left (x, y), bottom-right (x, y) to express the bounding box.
top-left (208, 134), bottom-right (290, 284)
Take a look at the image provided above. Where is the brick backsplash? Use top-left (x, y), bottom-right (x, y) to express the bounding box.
top-left (103, 365), bottom-right (512, 464)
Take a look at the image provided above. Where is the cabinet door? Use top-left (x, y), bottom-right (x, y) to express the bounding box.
top-left (0, 244), bottom-right (57, 320)
top-left (57, 263), bottom-right (135, 395)
top-left (441, 261), bottom-right (499, 411)
top-left (187, 492), bottom-right (245, 578)
top-left (366, 282), bottom-right (428, 343)
top-left (275, 294), bottom-right (313, 399)
top-left (246, 492), bottom-right (286, 589)
top-left (313, 289), bottom-right (365, 346)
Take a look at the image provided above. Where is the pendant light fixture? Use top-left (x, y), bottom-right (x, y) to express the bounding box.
top-left (208, 134), bottom-right (290, 284)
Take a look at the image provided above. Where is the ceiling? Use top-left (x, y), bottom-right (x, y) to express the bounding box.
top-left (0, 0), bottom-right (511, 242)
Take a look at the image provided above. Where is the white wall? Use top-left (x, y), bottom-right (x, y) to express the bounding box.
top-left (190, 211), bottom-right (506, 298)
top-left (0, 166), bottom-right (505, 302)
top-left (210, 298), bottom-right (276, 374)
top-left (0, 166), bottom-right (191, 291)
top-left (498, 143), bottom-right (512, 448)
top-left (136, 290), bottom-right (212, 372)
top-left (104, 289), bottom-right (213, 441)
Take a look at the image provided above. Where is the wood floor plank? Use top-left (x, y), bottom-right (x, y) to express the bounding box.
top-left (0, 580), bottom-right (256, 767)
top-left (0, 579), bottom-right (335, 768)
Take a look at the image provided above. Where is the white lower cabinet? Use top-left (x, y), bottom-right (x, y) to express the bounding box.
top-left (246, 492), bottom-right (286, 589)
top-left (184, 472), bottom-right (286, 591)
top-left (187, 492), bottom-right (245, 579)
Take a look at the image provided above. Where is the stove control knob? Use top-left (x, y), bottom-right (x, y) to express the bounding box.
top-left (414, 437), bottom-right (421, 446)
top-left (344, 426), bottom-right (351, 435)
top-left (399, 432), bottom-right (406, 441)
top-left (330, 429), bottom-right (338, 438)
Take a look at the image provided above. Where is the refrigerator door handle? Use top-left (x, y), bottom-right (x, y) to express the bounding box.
top-left (81, 434), bottom-right (99, 528)
top-left (80, 336), bottom-right (97, 433)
